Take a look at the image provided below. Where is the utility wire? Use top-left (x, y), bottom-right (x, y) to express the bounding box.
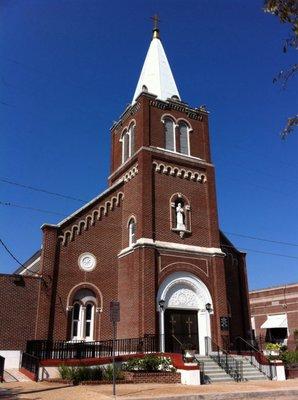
top-left (0, 238), bottom-right (25, 268)
top-left (222, 231), bottom-right (298, 248)
top-left (220, 243), bottom-right (298, 260)
top-left (1, 198), bottom-right (298, 259)
top-left (0, 177), bottom-right (86, 203)
top-left (0, 201), bottom-right (65, 216)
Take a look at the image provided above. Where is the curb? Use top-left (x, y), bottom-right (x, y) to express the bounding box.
top-left (129, 389), bottom-right (298, 400)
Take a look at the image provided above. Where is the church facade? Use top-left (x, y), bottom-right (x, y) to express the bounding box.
top-left (0, 27), bottom-right (251, 358)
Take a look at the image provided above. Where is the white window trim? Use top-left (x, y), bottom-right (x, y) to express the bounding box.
top-left (71, 302), bottom-right (82, 341)
top-left (161, 115), bottom-right (193, 156)
top-left (128, 217), bottom-right (137, 247)
top-left (120, 122), bottom-right (136, 164)
top-left (84, 303), bottom-right (95, 341)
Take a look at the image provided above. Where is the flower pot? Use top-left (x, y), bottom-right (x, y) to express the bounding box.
top-left (183, 349), bottom-right (196, 362)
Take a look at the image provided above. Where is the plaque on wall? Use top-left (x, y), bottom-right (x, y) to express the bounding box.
top-left (220, 316), bottom-right (229, 331)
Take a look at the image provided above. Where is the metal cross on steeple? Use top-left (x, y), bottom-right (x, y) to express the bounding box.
top-left (150, 14), bottom-right (161, 39)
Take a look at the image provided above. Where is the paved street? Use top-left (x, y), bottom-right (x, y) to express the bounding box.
top-left (0, 379), bottom-right (298, 399)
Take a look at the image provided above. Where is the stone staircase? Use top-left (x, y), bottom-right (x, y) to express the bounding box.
top-left (233, 355), bottom-right (269, 381)
top-left (195, 355), bottom-right (233, 383)
top-left (196, 355), bottom-right (268, 383)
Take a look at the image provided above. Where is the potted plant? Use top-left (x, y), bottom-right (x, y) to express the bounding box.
top-left (281, 350), bottom-right (298, 379)
top-left (182, 343), bottom-right (197, 363)
top-left (263, 342), bottom-right (282, 356)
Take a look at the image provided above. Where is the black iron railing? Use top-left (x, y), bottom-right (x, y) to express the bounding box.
top-left (235, 336), bottom-right (276, 380)
top-left (0, 355), bottom-right (4, 382)
top-left (21, 353), bottom-right (39, 381)
top-left (205, 336), bottom-right (243, 382)
top-left (197, 360), bottom-right (206, 384)
top-left (26, 334), bottom-right (158, 360)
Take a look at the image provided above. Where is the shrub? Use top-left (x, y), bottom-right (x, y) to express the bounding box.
top-left (58, 365), bottom-right (103, 382)
top-left (281, 351), bottom-right (298, 366)
top-left (122, 355), bottom-right (175, 372)
top-left (102, 364), bottom-right (124, 381)
top-left (122, 357), bottom-right (142, 371)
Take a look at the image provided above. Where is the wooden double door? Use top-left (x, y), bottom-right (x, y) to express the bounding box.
top-left (164, 309), bottom-right (199, 353)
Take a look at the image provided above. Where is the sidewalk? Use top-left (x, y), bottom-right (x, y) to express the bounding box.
top-left (0, 379), bottom-right (297, 400)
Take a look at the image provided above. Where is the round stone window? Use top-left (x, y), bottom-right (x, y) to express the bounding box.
top-left (78, 253), bottom-right (97, 272)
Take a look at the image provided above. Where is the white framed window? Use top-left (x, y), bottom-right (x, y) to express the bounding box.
top-left (71, 302), bottom-right (81, 340)
top-left (121, 123), bottom-right (136, 164)
top-left (128, 218), bottom-right (136, 247)
top-left (71, 289), bottom-right (96, 341)
top-left (162, 116), bottom-right (191, 155)
top-left (121, 130), bottom-right (130, 163)
top-left (178, 121), bottom-right (190, 155)
top-left (164, 118), bottom-right (175, 151)
top-left (84, 303), bottom-right (95, 341)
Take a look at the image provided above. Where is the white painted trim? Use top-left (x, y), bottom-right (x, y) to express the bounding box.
top-left (157, 272), bottom-right (213, 356)
top-left (153, 146), bottom-right (203, 161)
top-left (108, 146), bottom-right (213, 181)
top-left (117, 238), bottom-right (225, 258)
top-left (19, 256), bottom-right (41, 276)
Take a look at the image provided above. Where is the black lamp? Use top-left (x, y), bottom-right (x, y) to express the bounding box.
top-left (158, 299), bottom-right (165, 310)
top-left (205, 303), bottom-right (212, 312)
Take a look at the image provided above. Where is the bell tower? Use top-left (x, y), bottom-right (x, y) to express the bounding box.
top-left (110, 24), bottom-right (239, 355)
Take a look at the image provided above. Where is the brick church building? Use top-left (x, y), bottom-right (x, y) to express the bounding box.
top-left (0, 26), bottom-right (251, 362)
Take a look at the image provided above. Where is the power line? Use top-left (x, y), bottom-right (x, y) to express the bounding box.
top-left (0, 177), bottom-right (86, 203)
top-left (0, 238), bottom-right (24, 268)
top-left (0, 201), bottom-right (65, 216)
top-left (1, 197), bottom-right (298, 260)
top-left (222, 231), bottom-right (298, 248)
top-left (220, 242), bottom-right (298, 260)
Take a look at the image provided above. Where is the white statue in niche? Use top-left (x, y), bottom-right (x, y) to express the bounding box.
top-left (176, 203), bottom-right (186, 231)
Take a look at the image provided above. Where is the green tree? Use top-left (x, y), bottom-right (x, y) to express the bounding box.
top-left (263, 0), bottom-right (298, 138)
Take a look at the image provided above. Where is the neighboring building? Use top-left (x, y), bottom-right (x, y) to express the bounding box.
top-left (250, 283), bottom-right (298, 350)
top-left (0, 26), bottom-right (251, 361)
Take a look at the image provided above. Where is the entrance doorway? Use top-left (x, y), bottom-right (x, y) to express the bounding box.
top-left (164, 309), bottom-right (198, 353)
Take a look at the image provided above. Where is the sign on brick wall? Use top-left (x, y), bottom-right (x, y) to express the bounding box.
top-left (110, 301), bottom-right (120, 323)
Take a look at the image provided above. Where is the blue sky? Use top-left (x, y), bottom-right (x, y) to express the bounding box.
top-left (0, 0), bottom-right (297, 289)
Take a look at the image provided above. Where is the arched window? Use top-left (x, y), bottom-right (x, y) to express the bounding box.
top-left (70, 289), bottom-right (96, 341)
top-left (122, 130), bottom-right (130, 163)
top-left (129, 123), bottom-right (135, 156)
top-left (71, 302), bottom-right (81, 340)
top-left (85, 303), bottom-right (94, 340)
top-left (178, 122), bottom-right (189, 155)
top-left (121, 123), bottom-right (136, 163)
top-left (164, 118), bottom-right (175, 151)
top-left (128, 218), bottom-right (136, 247)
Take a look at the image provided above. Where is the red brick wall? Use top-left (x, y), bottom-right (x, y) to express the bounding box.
top-left (123, 371), bottom-right (181, 384)
top-left (222, 237), bottom-right (251, 346)
top-left (28, 93), bottom-right (250, 352)
top-left (250, 284), bottom-right (298, 350)
top-left (0, 275), bottom-right (40, 350)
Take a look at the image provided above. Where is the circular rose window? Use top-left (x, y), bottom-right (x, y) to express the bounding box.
top-left (78, 253), bottom-right (97, 272)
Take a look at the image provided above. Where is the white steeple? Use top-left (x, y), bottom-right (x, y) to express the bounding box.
top-left (132, 26), bottom-right (180, 104)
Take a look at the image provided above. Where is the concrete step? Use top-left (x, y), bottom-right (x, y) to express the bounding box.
top-left (3, 369), bottom-right (30, 382)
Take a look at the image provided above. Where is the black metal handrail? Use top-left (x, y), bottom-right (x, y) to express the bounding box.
top-left (205, 336), bottom-right (243, 382)
top-left (235, 336), bottom-right (276, 380)
top-left (0, 355), bottom-right (4, 382)
top-left (21, 353), bottom-right (39, 381)
top-left (26, 334), bottom-right (158, 361)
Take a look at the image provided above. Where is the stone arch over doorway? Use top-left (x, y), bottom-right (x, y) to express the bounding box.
top-left (157, 272), bottom-right (213, 355)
